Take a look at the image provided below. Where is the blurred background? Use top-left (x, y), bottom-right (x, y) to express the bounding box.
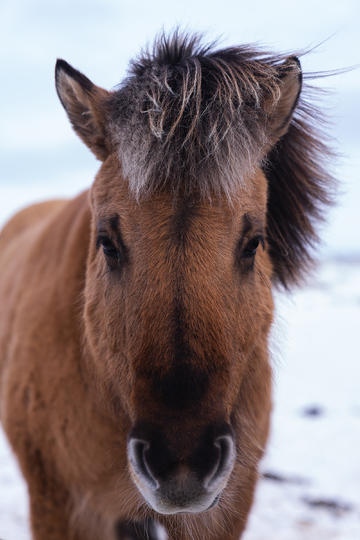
top-left (0, 1), bottom-right (359, 539)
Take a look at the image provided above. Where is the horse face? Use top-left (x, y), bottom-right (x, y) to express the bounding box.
top-left (83, 157), bottom-right (273, 514)
top-left (55, 45), bottom-right (302, 515)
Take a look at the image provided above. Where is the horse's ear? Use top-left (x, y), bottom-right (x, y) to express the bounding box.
top-left (267, 56), bottom-right (302, 144)
top-left (55, 60), bottom-right (111, 160)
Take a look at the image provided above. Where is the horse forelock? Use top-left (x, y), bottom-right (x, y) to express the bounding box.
top-left (107, 31), bottom-right (288, 200)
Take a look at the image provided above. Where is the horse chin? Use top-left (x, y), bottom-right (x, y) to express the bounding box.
top-left (145, 492), bottom-right (222, 516)
top-left (131, 476), bottom-right (222, 516)
top-left (129, 462), bottom-right (225, 515)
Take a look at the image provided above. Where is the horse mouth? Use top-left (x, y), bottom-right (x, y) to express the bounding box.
top-left (140, 488), bottom-right (223, 516)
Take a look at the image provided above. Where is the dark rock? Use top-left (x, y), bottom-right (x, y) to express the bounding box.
top-left (302, 405), bottom-right (324, 417)
top-left (302, 496), bottom-right (353, 515)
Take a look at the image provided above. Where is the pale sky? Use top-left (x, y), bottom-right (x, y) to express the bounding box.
top-left (1, 0), bottom-right (359, 255)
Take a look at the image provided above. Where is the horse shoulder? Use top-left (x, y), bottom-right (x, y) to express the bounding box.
top-left (0, 191), bottom-right (92, 487)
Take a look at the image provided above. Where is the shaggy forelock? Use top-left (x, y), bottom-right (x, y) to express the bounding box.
top-left (108, 31), bottom-right (289, 200)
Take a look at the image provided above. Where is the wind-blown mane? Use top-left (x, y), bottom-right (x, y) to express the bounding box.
top-left (109, 31), bottom-right (335, 287)
top-left (110, 32), bottom-right (284, 199)
top-left (264, 104), bottom-right (335, 287)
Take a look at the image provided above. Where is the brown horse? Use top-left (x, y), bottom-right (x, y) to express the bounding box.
top-left (0, 32), bottom-right (333, 540)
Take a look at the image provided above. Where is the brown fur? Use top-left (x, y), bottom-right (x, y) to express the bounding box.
top-left (0, 32), bottom-right (334, 539)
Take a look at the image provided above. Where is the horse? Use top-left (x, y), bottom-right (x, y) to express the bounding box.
top-left (0, 32), bottom-right (334, 540)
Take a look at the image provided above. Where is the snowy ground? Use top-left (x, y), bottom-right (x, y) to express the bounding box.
top-left (1, 259), bottom-right (359, 540)
top-left (244, 260), bottom-right (360, 540)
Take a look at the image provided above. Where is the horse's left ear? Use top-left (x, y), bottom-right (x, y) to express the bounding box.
top-left (55, 60), bottom-right (112, 161)
top-left (267, 56), bottom-right (302, 144)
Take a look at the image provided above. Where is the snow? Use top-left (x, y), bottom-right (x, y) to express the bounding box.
top-left (0, 431), bottom-right (29, 540)
top-left (1, 0), bottom-right (360, 537)
top-left (243, 261), bottom-right (360, 539)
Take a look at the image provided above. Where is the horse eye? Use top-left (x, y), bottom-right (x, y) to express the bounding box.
top-left (242, 235), bottom-right (264, 259)
top-left (97, 236), bottom-right (119, 260)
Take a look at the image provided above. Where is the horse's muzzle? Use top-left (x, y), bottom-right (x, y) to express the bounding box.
top-left (127, 422), bottom-right (235, 514)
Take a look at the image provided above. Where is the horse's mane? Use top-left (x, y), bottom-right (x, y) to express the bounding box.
top-left (109, 31), bottom-right (335, 286)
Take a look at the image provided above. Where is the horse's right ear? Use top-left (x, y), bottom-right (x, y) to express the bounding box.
top-left (55, 60), bottom-right (112, 160)
top-left (266, 56), bottom-right (302, 146)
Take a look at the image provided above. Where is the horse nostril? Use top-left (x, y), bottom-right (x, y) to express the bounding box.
top-left (204, 435), bottom-right (235, 489)
top-left (128, 439), bottom-right (159, 489)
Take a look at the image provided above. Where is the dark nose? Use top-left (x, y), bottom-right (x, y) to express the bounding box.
top-left (128, 422), bottom-right (235, 492)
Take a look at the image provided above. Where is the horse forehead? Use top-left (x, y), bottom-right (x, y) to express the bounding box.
top-left (126, 194), bottom-right (252, 243)
top-left (93, 156), bottom-right (267, 230)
